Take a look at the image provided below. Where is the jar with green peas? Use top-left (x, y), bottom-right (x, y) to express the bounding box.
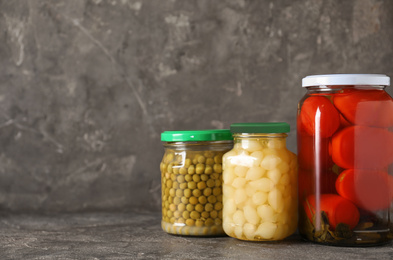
top-left (160, 129), bottom-right (233, 236)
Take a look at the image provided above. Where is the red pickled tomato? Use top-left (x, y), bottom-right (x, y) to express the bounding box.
top-left (333, 89), bottom-right (393, 128)
top-left (331, 125), bottom-right (393, 169)
top-left (304, 194), bottom-right (360, 230)
top-left (297, 132), bottom-right (333, 170)
top-left (336, 169), bottom-right (392, 211)
top-left (299, 96), bottom-right (340, 138)
top-left (298, 169), bottom-right (337, 200)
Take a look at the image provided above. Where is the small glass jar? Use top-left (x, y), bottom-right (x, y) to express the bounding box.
top-left (160, 129), bottom-right (233, 236)
top-left (222, 123), bottom-right (298, 241)
top-left (298, 74), bottom-right (393, 246)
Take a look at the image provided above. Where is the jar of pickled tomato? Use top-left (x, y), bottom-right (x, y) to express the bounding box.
top-left (222, 122), bottom-right (298, 241)
top-left (160, 129), bottom-right (233, 236)
top-left (298, 74), bottom-right (393, 246)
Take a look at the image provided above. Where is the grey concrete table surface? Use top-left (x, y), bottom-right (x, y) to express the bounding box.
top-left (0, 212), bottom-right (392, 260)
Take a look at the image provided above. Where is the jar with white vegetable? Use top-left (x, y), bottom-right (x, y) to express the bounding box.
top-left (222, 122), bottom-right (298, 241)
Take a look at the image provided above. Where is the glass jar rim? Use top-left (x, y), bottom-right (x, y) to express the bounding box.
top-left (161, 129), bottom-right (232, 142)
top-left (302, 74), bottom-right (390, 87)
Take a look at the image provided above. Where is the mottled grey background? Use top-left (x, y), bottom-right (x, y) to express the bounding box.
top-left (0, 0), bottom-right (392, 213)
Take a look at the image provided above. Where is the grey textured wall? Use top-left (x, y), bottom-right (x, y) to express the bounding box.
top-left (0, 0), bottom-right (392, 213)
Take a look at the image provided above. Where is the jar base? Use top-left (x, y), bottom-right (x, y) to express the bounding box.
top-left (161, 221), bottom-right (225, 237)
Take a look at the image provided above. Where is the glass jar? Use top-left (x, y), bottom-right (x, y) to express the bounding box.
top-left (160, 129), bottom-right (233, 236)
top-left (222, 123), bottom-right (298, 241)
top-left (298, 74), bottom-right (393, 246)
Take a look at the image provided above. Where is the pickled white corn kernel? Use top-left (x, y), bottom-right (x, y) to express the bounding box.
top-left (245, 184), bottom-right (257, 197)
top-left (234, 226), bottom-right (243, 238)
top-left (246, 166), bottom-right (265, 181)
top-left (223, 150), bottom-right (237, 168)
top-left (268, 188), bottom-right (284, 213)
top-left (256, 222), bottom-right (277, 239)
top-left (224, 198), bottom-right (236, 215)
top-left (261, 155), bottom-right (282, 170)
top-left (234, 166), bottom-right (248, 177)
top-left (233, 210), bottom-right (246, 226)
top-left (223, 216), bottom-right (235, 235)
top-left (232, 177), bottom-right (247, 188)
top-left (249, 178), bottom-right (274, 192)
top-left (243, 223), bottom-right (256, 240)
top-left (257, 205), bottom-right (276, 222)
top-left (244, 205), bottom-right (260, 225)
top-left (279, 173), bottom-right (290, 186)
top-left (252, 191), bottom-right (268, 205)
top-left (277, 161), bottom-right (289, 173)
top-left (272, 224), bottom-right (286, 240)
top-left (250, 151), bottom-right (264, 167)
top-left (267, 139), bottom-right (283, 149)
top-left (267, 169), bottom-right (281, 184)
top-left (234, 189), bottom-right (247, 205)
top-left (223, 167), bottom-right (236, 184)
top-left (224, 185), bottom-right (235, 198)
top-left (241, 140), bottom-right (262, 152)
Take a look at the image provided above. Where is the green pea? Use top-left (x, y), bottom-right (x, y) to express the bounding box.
top-left (189, 196), bottom-right (198, 205)
top-left (197, 155), bottom-right (206, 164)
top-left (174, 197), bottom-right (181, 205)
top-left (205, 158), bottom-right (214, 165)
top-left (176, 189), bottom-right (183, 197)
top-left (178, 203), bottom-right (186, 212)
top-left (177, 175), bottom-right (185, 183)
top-left (190, 211), bottom-right (200, 220)
top-left (205, 218), bottom-right (214, 226)
top-left (169, 188), bottom-right (175, 197)
top-left (213, 164), bottom-right (222, 173)
top-left (201, 211), bottom-right (209, 219)
top-left (181, 197), bottom-right (188, 204)
top-left (210, 210), bottom-right (218, 219)
top-left (184, 159), bottom-right (191, 168)
top-left (179, 183), bottom-right (187, 189)
top-left (188, 165), bottom-right (195, 174)
top-left (197, 181), bottom-right (206, 190)
top-left (185, 174), bottom-right (193, 182)
top-left (186, 204), bottom-right (194, 212)
top-left (203, 188), bottom-right (212, 197)
top-left (205, 203), bottom-right (213, 212)
top-left (195, 204), bottom-right (204, 213)
top-left (195, 219), bottom-right (204, 227)
top-left (198, 196), bottom-right (207, 204)
top-left (208, 195), bottom-right (216, 204)
top-left (192, 174), bottom-right (201, 182)
top-left (179, 167), bottom-right (187, 175)
top-left (192, 189), bottom-right (201, 197)
top-left (213, 187), bottom-right (221, 196)
top-left (186, 219), bottom-right (195, 226)
top-left (204, 165), bottom-right (213, 174)
top-left (206, 179), bottom-right (215, 188)
top-left (201, 174), bottom-right (209, 181)
top-left (196, 164), bottom-right (205, 174)
top-left (182, 211), bottom-right (190, 219)
top-left (184, 189), bottom-right (191, 198)
top-left (214, 202), bottom-right (223, 211)
top-left (187, 181), bottom-right (196, 190)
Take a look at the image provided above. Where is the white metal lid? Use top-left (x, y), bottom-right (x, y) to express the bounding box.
top-left (302, 74), bottom-right (390, 87)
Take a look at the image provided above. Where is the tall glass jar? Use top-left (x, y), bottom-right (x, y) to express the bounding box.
top-left (160, 129), bottom-right (233, 236)
top-left (298, 74), bottom-right (393, 246)
top-left (222, 123), bottom-right (298, 241)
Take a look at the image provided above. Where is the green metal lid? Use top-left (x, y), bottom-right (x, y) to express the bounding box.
top-left (230, 122), bottom-right (290, 133)
top-left (161, 129), bottom-right (233, 142)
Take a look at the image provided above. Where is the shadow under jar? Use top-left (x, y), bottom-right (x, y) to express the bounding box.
top-left (160, 129), bottom-right (233, 236)
top-left (298, 74), bottom-right (393, 246)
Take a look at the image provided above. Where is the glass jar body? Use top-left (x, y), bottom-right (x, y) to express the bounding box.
top-left (222, 133), bottom-right (298, 241)
top-left (297, 85), bottom-right (393, 246)
top-left (160, 140), bottom-right (233, 236)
